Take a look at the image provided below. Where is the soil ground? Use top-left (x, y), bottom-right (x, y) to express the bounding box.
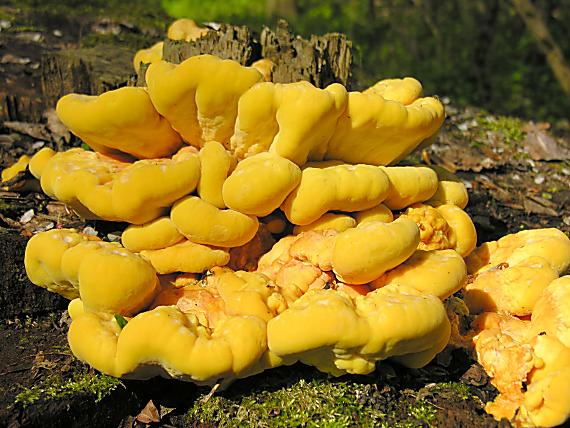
top-left (1, 1), bottom-right (570, 427)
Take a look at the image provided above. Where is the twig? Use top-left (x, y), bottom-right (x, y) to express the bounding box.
top-left (201, 383), bottom-right (221, 403)
top-left (0, 366), bottom-right (31, 376)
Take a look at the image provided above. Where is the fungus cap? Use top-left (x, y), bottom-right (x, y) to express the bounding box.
top-left (56, 86), bottom-right (182, 159)
top-left (197, 141), bottom-right (235, 208)
top-left (1, 155), bottom-right (30, 182)
top-left (223, 152), bottom-right (301, 216)
top-left (380, 166), bottom-right (439, 210)
top-left (171, 196), bottom-right (259, 247)
top-left (140, 240), bottom-right (230, 274)
top-left (363, 77), bottom-right (423, 105)
top-left (146, 55), bottom-right (262, 147)
top-left (372, 249), bottom-right (466, 300)
top-left (133, 41), bottom-right (163, 73)
top-left (121, 217), bottom-right (185, 252)
top-left (464, 256), bottom-right (558, 315)
top-left (326, 91), bottom-right (445, 166)
top-left (281, 163), bottom-right (390, 225)
top-left (333, 217), bottom-right (420, 284)
top-left (293, 213), bottom-right (356, 234)
top-left (230, 81), bottom-right (348, 164)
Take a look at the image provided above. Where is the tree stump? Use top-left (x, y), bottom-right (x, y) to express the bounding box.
top-left (147, 20), bottom-right (353, 88)
top-left (40, 44), bottom-right (135, 111)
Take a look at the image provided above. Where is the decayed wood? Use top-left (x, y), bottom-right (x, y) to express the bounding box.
top-left (0, 229), bottom-right (67, 319)
top-left (260, 20), bottom-right (352, 88)
top-left (40, 44), bottom-right (135, 109)
top-left (162, 24), bottom-right (259, 66)
top-left (152, 20), bottom-right (353, 88)
top-left (1, 95), bottom-right (44, 123)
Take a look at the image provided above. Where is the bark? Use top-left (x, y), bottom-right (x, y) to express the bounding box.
top-left (512, 0), bottom-right (570, 97)
top-left (158, 20), bottom-right (352, 89)
top-left (0, 229), bottom-right (68, 319)
top-left (260, 20), bottom-right (352, 88)
top-left (40, 44), bottom-right (135, 109)
top-left (161, 24), bottom-right (260, 68)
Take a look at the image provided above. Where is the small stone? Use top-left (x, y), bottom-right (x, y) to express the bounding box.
top-left (19, 209), bottom-right (35, 224)
top-left (81, 226), bottom-right (98, 236)
top-left (107, 233), bottom-right (121, 242)
top-left (35, 222), bottom-right (55, 232)
top-left (534, 175), bottom-right (545, 185)
top-left (53, 29), bottom-right (63, 37)
top-left (32, 141), bottom-right (45, 150)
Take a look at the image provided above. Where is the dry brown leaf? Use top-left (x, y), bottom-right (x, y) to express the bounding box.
top-left (136, 399), bottom-right (160, 424)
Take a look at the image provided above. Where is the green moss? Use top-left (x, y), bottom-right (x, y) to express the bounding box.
top-left (186, 376), bottom-right (442, 428)
top-left (14, 371), bottom-right (123, 407)
top-left (427, 381), bottom-right (471, 401)
top-left (408, 399), bottom-right (437, 423)
top-left (478, 115), bottom-right (526, 144)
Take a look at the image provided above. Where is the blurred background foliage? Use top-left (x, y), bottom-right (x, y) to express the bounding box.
top-left (162, 0), bottom-right (570, 122)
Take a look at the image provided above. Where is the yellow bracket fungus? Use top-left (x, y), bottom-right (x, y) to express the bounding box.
top-left (531, 275), bottom-right (570, 348)
top-left (292, 213), bottom-right (356, 235)
top-left (403, 203), bottom-right (477, 257)
top-left (473, 314), bottom-right (570, 427)
top-left (267, 285), bottom-right (450, 376)
top-left (1, 155), bottom-right (30, 183)
top-left (372, 249), bottom-right (467, 300)
top-left (121, 216), bottom-right (185, 252)
top-left (25, 229), bottom-right (159, 315)
top-left (37, 147), bottom-right (200, 224)
top-left (29, 147), bottom-right (56, 179)
top-left (230, 81), bottom-right (348, 164)
top-left (281, 163), bottom-right (390, 225)
top-left (465, 256), bottom-right (558, 316)
top-left (146, 55), bottom-right (262, 147)
top-left (222, 152), bottom-right (301, 216)
top-left (56, 87), bottom-right (182, 159)
top-left (133, 41), bottom-right (164, 73)
top-left (167, 18), bottom-right (209, 41)
top-left (140, 240), bottom-right (230, 274)
top-left (332, 217), bottom-right (420, 284)
top-left (381, 166), bottom-right (439, 210)
top-left (466, 228), bottom-right (570, 275)
top-left (425, 165), bottom-right (469, 209)
top-left (326, 92), bottom-right (444, 166)
top-left (68, 268), bottom-right (285, 383)
top-left (171, 196), bottom-right (259, 247)
top-left (363, 77), bottom-right (423, 105)
top-left (251, 58), bottom-right (275, 82)
top-left (354, 204), bottom-right (393, 225)
top-left (198, 141), bottom-right (235, 209)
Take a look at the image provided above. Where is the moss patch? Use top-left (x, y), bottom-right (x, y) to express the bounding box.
top-left (15, 370), bottom-right (123, 407)
top-left (186, 375), bottom-right (440, 428)
top-left (478, 115), bottom-right (526, 145)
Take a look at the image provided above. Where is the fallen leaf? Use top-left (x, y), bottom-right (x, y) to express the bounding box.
top-left (136, 400), bottom-right (160, 424)
top-left (523, 122), bottom-right (570, 161)
top-left (523, 198), bottom-right (558, 216)
top-left (44, 109), bottom-right (71, 143)
top-left (3, 121), bottom-right (51, 141)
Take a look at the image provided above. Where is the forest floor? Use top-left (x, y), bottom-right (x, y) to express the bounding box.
top-left (1, 1), bottom-right (570, 428)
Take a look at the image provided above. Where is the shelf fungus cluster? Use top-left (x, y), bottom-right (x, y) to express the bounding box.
top-left (11, 47), bottom-right (569, 427)
top-left (451, 229), bottom-right (570, 427)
